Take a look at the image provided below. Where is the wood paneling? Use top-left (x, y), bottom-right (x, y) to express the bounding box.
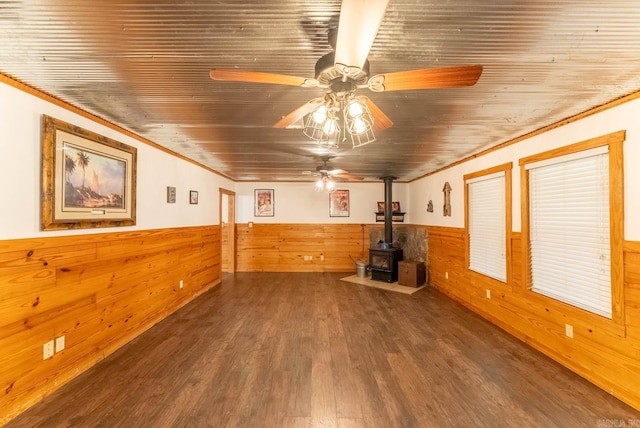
top-left (0, 226), bottom-right (221, 425)
top-left (236, 223), bottom-right (372, 272)
top-left (428, 226), bottom-right (640, 412)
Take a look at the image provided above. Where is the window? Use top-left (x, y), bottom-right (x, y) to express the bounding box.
top-left (465, 163), bottom-right (511, 282)
top-left (520, 131), bottom-right (625, 321)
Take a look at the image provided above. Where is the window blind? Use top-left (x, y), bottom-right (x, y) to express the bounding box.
top-left (467, 171), bottom-right (506, 282)
top-left (527, 148), bottom-right (611, 318)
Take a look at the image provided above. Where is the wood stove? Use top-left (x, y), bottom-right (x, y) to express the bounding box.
top-left (369, 176), bottom-right (403, 282)
top-left (369, 247), bottom-right (403, 282)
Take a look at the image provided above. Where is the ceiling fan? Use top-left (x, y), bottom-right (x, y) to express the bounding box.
top-left (308, 156), bottom-right (363, 190)
top-left (209, 0), bottom-right (483, 147)
top-left (313, 156), bottom-right (364, 180)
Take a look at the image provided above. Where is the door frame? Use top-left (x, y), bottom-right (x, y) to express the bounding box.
top-left (219, 188), bottom-right (236, 273)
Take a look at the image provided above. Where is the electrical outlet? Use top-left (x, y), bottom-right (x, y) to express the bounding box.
top-left (486, 289), bottom-right (491, 299)
top-left (43, 340), bottom-right (54, 360)
top-left (445, 272), bottom-right (449, 279)
top-left (55, 336), bottom-right (65, 353)
top-left (180, 279), bottom-right (184, 289)
top-left (565, 324), bottom-right (574, 338)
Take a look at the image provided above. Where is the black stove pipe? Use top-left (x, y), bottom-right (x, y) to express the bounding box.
top-left (381, 176), bottom-right (396, 246)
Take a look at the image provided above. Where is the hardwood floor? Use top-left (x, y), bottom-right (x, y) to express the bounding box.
top-left (6, 272), bottom-right (640, 427)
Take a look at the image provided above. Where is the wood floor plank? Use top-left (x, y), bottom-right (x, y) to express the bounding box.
top-left (5, 272), bottom-right (640, 427)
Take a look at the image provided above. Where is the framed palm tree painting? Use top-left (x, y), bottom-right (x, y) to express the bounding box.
top-left (41, 115), bottom-right (137, 230)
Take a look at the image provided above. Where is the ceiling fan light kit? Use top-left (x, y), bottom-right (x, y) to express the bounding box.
top-left (315, 175), bottom-right (336, 192)
top-left (303, 93), bottom-right (376, 148)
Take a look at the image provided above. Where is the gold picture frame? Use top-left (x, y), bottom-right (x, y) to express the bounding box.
top-left (41, 115), bottom-right (137, 230)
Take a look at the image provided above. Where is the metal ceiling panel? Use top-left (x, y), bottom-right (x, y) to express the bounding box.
top-left (1, 0), bottom-right (640, 181)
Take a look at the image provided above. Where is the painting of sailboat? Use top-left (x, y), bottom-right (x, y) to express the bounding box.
top-left (63, 145), bottom-right (126, 209)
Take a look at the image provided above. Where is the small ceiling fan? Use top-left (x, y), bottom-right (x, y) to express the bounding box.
top-left (310, 156), bottom-right (364, 181)
top-left (308, 156), bottom-right (363, 191)
top-left (209, 0), bottom-right (482, 146)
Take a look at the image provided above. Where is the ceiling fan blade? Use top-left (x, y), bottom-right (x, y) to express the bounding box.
top-left (334, 0), bottom-right (390, 73)
top-left (273, 98), bottom-right (324, 129)
top-left (210, 69), bottom-right (318, 87)
top-left (327, 168), bottom-right (347, 176)
top-left (359, 96), bottom-right (393, 133)
top-left (368, 65), bottom-right (483, 92)
top-left (333, 172), bottom-right (365, 181)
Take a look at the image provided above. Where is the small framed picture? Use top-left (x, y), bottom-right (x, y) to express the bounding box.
top-left (330, 189), bottom-right (349, 217)
top-left (392, 201), bottom-right (401, 212)
top-left (167, 186), bottom-right (176, 203)
top-left (377, 202), bottom-right (384, 212)
top-left (254, 189), bottom-right (274, 217)
top-left (190, 190), bottom-right (198, 205)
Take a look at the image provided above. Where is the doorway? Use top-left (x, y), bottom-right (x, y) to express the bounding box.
top-left (219, 188), bottom-right (236, 273)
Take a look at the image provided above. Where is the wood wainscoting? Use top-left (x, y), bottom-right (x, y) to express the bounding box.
top-left (236, 223), bottom-right (372, 272)
top-left (0, 225), bottom-right (221, 425)
top-left (427, 226), bottom-right (640, 411)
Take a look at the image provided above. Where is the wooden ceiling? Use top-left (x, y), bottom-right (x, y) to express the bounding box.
top-left (2, 0), bottom-right (640, 182)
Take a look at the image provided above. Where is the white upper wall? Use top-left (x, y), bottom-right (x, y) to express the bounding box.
top-left (408, 96), bottom-right (640, 240)
top-left (0, 81), bottom-right (234, 240)
top-left (5, 77), bottom-right (637, 240)
top-left (234, 181), bottom-right (408, 224)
